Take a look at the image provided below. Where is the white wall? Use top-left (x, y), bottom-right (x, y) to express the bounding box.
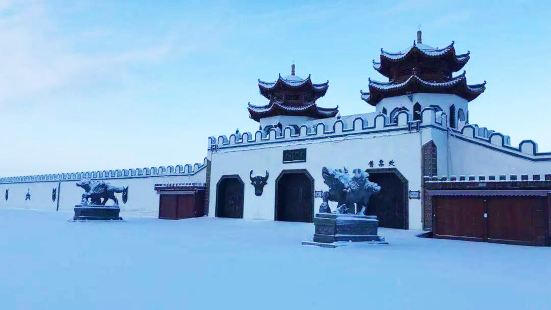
top-left (447, 135), bottom-right (551, 176)
top-left (209, 129), bottom-right (425, 229)
top-left (0, 164), bottom-right (207, 217)
top-left (377, 93), bottom-right (468, 128)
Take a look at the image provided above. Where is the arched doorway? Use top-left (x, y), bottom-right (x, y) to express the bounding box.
top-left (216, 175), bottom-right (244, 218)
top-left (366, 168), bottom-right (408, 229)
top-left (275, 170), bottom-right (314, 222)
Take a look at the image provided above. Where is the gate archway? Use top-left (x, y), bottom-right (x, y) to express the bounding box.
top-left (216, 175), bottom-right (244, 218)
top-left (275, 170), bottom-right (314, 223)
top-left (366, 168), bottom-right (408, 229)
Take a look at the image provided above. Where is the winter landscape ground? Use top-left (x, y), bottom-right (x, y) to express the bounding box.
top-left (0, 209), bottom-right (549, 310)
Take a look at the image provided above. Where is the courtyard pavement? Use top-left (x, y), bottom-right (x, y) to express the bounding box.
top-left (0, 209), bottom-right (549, 309)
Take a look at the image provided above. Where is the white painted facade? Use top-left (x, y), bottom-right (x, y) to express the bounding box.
top-left (207, 94), bottom-right (551, 230)
top-left (0, 160), bottom-right (207, 217)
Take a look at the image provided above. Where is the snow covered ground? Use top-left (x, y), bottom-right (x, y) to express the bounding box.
top-left (0, 209), bottom-right (550, 310)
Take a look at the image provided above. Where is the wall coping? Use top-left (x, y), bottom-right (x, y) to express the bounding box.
top-left (0, 158), bottom-right (208, 184)
top-left (424, 174), bottom-right (551, 182)
top-left (209, 108), bottom-right (551, 161)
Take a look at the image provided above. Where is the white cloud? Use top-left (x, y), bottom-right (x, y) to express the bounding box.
top-left (0, 1), bottom-right (174, 106)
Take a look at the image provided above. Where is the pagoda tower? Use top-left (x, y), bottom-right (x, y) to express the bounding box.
top-left (248, 64), bottom-right (339, 128)
top-left (361, 31), bottom-right (486, 128)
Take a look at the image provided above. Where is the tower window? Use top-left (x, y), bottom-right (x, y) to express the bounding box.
top-left (449, 105), bottom-right (456, 128)
top-left (413, 103), bottom-right (421, 121)
top-left (458, 108), bottom-right (466, 122)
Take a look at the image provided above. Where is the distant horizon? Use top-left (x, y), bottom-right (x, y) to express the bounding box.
top-left (1, 0), bottom-right (550, 176)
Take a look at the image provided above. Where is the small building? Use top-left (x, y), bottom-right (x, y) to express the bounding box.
top-left (426, 176), bottom-right (551, 246)
top-left (155, 183), bottom-right (207, 220)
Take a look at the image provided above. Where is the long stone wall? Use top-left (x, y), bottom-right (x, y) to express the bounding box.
top-left (0, 158), bottom-right (208, 217)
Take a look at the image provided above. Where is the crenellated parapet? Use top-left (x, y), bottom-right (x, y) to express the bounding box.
top-left (0, 158), bottom-right (208, 184)
top-left (209, 107), bottom-right (461, 150)
top-left (454, 123), bottom-right (550, 159)
top-left (209, 110), bottom-right (415, 151)
top-left (209, 107), bottom-right (551, 162)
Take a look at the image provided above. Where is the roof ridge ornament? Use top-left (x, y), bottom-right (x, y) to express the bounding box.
top-left (291, 63), bottom-right (295, 76)
top-left (417, 29), bottom-right (422, 44)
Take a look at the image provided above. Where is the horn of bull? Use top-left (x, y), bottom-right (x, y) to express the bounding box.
top-left (264, 170), bottom-right (269, 180)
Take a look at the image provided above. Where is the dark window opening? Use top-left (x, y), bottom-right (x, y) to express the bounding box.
top-left (413, 103), bottom-right (421, 121)
top-left (449, 105), bottom-right (456, 128)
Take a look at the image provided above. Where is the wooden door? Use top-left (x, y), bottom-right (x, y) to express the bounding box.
top-left (487, 197), bottom-right (545, 245)
top-left (433, 196), bottom-right (486, 241)
top-left (368, 172), bottom-right (408, 229)
top-left (177, 194), bottom-right (196, 219)
top-left (216, 177), bottom-right (244, 218)
top-left (276, 173), bottom-right (313, 222)
top-left (159, 195), bottom-right (178, 219)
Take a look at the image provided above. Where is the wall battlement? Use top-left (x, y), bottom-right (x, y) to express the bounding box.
top-left (0, 158), bottom-right (208, 184)
top-left (209, 108), bottom-right (551, 161)
top-left (209, 110), bottom-right (415, 150)
top-left (454, 123), bottom-right (551, 159)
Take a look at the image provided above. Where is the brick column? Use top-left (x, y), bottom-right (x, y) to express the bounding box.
top-left (203, 159), bottom-right (212, 216)
top-left (421, 141), bottom-right (437, 230)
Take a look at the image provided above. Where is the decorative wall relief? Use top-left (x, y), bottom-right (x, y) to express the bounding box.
top-left (249, 170), bottom-right (269, 196)
top-left (52, 188), bottom-right (57, 202)
top-left (4, 189), bottom-right (8, 201)
top-left (25, 189), bottom-right (31, 201)
top-left (319, 167), bottom-right (381, 215)
top-left (76, 179), bottom-right (128, 206)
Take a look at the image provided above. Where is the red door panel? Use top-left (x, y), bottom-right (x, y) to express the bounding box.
top-left (434, 196), bottom-right (486, 241)
top-left (177, 195), bottom-right (195, 219)
top-left (487, 197), bottom-right (544, 245)
top-left (159, 195), bottom-right (178, 219)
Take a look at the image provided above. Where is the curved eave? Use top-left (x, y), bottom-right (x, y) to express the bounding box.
top-left (381, 41), bottom-right (456, 59)
top-left (363, 73), bottom-right (486, 105)
top-left (374, 42), bottom-right (470, 77)
top-left (248, 101), bottom-right (338, 122)
top-left (258, 75), bottom-right (329, 99)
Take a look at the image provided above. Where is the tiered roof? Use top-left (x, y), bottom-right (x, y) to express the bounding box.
top-left (362, 31), bottom-right (486, 106)
top-left (258, 74), bottom-right (329, 100)
top-left (248, 65), bottom-right (338, 122)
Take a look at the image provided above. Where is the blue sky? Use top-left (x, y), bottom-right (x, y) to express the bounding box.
top-left (0, 0), bottom-right (550, 176)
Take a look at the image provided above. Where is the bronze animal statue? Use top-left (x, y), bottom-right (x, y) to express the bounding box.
top-left (320, 167), bottom-right (380, 215)
top-left (250, 170), bottom-right (269, 196)
top-left (76, 179), bottom-right (128, 206)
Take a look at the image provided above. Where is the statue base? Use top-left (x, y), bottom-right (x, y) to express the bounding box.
top-left (73, 205), bottom-right (122, 221)
top-left (305, 213), bottom-right (387, 245)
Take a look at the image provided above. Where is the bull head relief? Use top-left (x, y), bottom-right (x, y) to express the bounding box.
top-left (250, 170), bottom-right (269, 196)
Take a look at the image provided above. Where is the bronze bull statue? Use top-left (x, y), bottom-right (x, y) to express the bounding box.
top-left (76, 179), bottom-right (128, 206)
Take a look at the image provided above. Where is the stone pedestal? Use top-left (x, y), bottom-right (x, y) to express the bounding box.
top-left (303, 213), bottom-right (387, 246)
top-left (73, 205), bottom-right (122, 221)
